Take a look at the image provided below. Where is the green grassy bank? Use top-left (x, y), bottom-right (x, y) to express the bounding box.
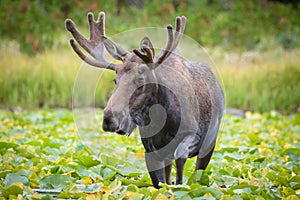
top-left (0, 42), bottom-right (299, 113)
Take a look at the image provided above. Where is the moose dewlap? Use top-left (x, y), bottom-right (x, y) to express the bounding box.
top-left (66, 12), bottom-right (224, 188)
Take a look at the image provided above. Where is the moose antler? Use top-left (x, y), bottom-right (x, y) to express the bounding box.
top-left (66, 12), bottom-right (128, 70)
top-left (133, 16), bottom-right (186, 67)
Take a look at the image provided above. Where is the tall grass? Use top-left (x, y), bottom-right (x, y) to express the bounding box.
top-left (215, 49), bottom-right (300, 113)
top-left (0, 41), bottom-right (114, 109)
top-left (0, 41), bottom-right (299, 113)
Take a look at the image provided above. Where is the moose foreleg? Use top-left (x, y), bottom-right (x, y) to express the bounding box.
top-left (195, 146), bottom-right (215, 170)
top-left (164, 162), bottom-right (173, 185)
top-left (175, 157), bottom-right (187, 185)
top-left (148, 169), bottom-right (166, 188)
top-left (145, 154), bottom-right (166, 188)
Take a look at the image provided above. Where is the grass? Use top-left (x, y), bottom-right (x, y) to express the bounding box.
top-left (0, 41), bottom-right (115, 109)
top-left (0, 41), bottom-right (77, 109)
top-left (0, 41), bottom-right (299, 113)
top-left (215, 49), bottom-right (300, 113)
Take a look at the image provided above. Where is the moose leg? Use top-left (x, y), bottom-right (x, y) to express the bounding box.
top-left (175, 157), bottom-right (187, 185)
top-left (148, 168), bottom-right (166, 188)
top-left (145, 154), bottom-right (166, 188)
top-left (164, 162), bottom-right (173, 185)
top-left (195, 146), bottom-right (215, 170)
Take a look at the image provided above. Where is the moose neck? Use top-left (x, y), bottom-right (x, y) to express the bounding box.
top-left (137, 83), bottom-right (181, 131)
top-left (137, 81), bottom-right (182, 153)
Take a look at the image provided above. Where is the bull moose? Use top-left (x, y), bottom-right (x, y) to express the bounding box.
top-left (65, 12), bottom-right (224, 188)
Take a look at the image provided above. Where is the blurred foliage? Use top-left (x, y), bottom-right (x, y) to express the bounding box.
top-left (0, 109), bottom-right (299, 198)
top-left (1, 44), bottom-right (299, 113)
top-left (216, 49), bottom-right (300, 113)
top-left (0, 45), bottom-right (115, 109)
top-left (0, 0), bottom-right (299, 54)
top-left (0, 0), bottom-right (299, 112)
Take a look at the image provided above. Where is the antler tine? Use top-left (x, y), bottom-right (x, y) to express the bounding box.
top-left (133, 46), bottom-right (154, 63)
top-left (66, 15), bottom-right (108, 67)
top-left (66, 19), bottom-right (93, 55)
top-left (155, 16), bottom-right (186, 65)
top-left (172, 16), bottom-right (186, 51)
top-left (156, 25), bottom-right (174, 64)
top-left (175, 16), bottom-right (181, 33)
top-left (88, 12), bottom-right (106, 41)
top-left (66, 12), bottom-right (130, 70)
top-left (97, 12), bottom-right (105, 36)
top-left (133, 49), bottom-right (145, 60)
top-left (143, 47), bottom-right (154, 63)
top-left (96, 12), bottom-right (129, 58)
top-left (87, 12), bottom-right (95, 40)
top-left (70, 39), bottom-right (115, 70)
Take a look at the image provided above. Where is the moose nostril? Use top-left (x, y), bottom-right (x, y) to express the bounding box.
top-left (102, 109), bottom-right (118, 132)
top-left (102, 119), bottom-right (118, 132)
top-left (102, 120), bottom-right (109, 132)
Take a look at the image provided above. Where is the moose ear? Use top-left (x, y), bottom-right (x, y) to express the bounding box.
top-left (140, 37), bottom-right (155, 57)
top-left (104, 37), bottom-right (129, 61)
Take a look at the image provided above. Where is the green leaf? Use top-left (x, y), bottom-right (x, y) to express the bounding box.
top-left (75, 155), bottom-right (100, 168)
top-left (219, 147), bottom-right (239, 153)
top-left (15, 145), bottom-right (36, 158)
top-left (151, 188), bottom-right (168, 200)
top-left (159, 183), bottom-right (190, 191)
top-left (292, 166), bottom-right (300, 175)
top-left (228, 184), bottom-right (258, 195)
top-left (188, 184), bottom-right (223, 199)
top-left (71, 192), bottom-right (87, 199)
top-left (173, 191), bottom-right (189, 199)
top-left (122, 173), bottom-right (152, 187)
top-left (0, 183), bottom-right (23, 198)
top-left (283, 148), bottom-right (300, 156)
top-left (0, 142), bottom-right (18, 150)
top-left (76, 183), bottom-right (103, 193)
top-left (224, 152), bottom-right (247, 161)
top-left (5, 173), bottom-right (29, 186)
top-left (41, 194), bottom-right (55, 200)
top-left (187, 170), bottom-right (210, 186)
top-left (16, 169), bottom-right (33, 177)
top-left (139, 187), bottom-right (151, 196)
top-left (0, 170), bottom-right (11, 179)
top-left (266, 172), bottom-right (277, 181)
top-left (248, 133), bottom-right (260, 143)
top-left (39, 175), bottom-right (74, 189)
top-left (253, 157), bottom-right (265, 163)
top-left (101, 167), bottom-right (117, 180)
top-left (50, 165), bottom-right (63, 174)
top-left (101, 154), bottom-right (120, 166)
top-left (289, 175), bottom-right (300, 189)
top-left (56, 190), bottom-right (71, 198)
top-left (109, 178), bottom-right (121, 191)
top-left (117, 166), bottom-right (142, 177)
top-left (126, 184), bottom-right (140, 192)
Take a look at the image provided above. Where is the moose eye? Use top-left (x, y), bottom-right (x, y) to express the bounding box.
top-left (135, 77), bottom-right (144, 85)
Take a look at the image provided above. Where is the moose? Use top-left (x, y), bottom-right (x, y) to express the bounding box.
top-left (65, 12), bottom-right (224, 188)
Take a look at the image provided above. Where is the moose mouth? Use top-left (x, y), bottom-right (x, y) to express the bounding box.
top-left (115, 118), bottom-right (136, 135)
top-left (116, 129), bottom-right (126, 135)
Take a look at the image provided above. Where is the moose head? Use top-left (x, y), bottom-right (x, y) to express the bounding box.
top-left (66, 12), bottom-right (185, 135)
top-left (66, 12), bottom-right (224, 188)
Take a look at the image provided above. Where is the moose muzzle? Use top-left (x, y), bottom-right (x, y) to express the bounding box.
top-left (102, 108), bottom-right (120, 133)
